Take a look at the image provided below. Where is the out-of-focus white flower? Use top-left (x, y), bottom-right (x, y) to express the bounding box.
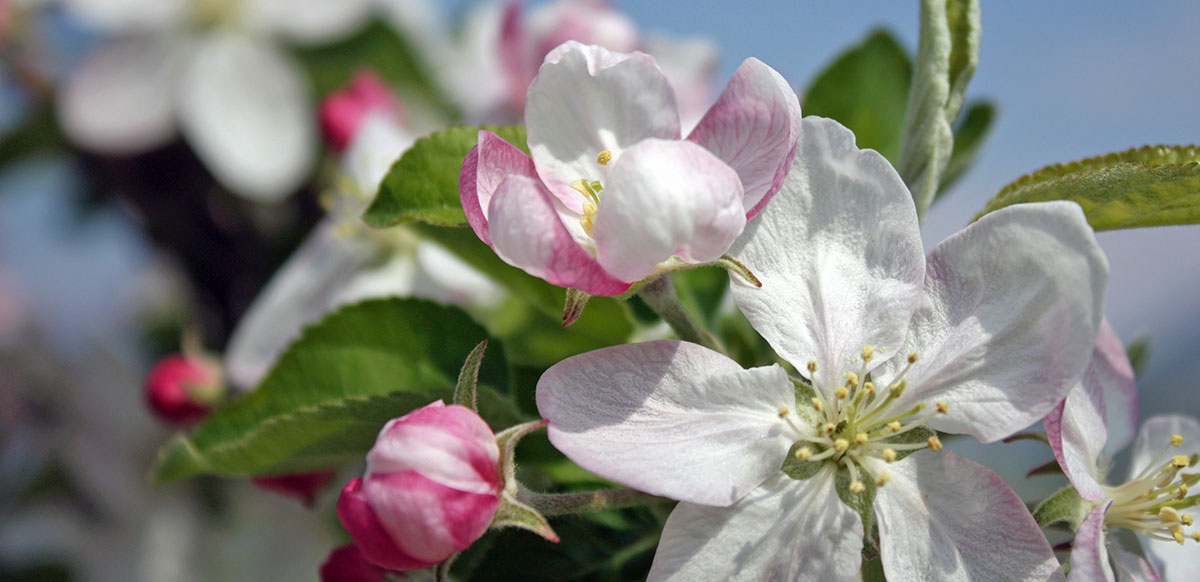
top-left (56, 0), bottom-right (374, 202)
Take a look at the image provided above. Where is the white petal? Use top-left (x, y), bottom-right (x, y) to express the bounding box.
top-left (899, 202), bottom-right (1109, 442)
top-left (177, 34), bottom-right (316, 203)
top-left (525, 41), bottom-right (680, 212)
top-left (537, 340), bottom-right (797, 506)
top-left (242, 0), bottom-right (373, 44)
top-left (340, 112), bottom-right (416, 198)
top-left (1129, 415), bottom-right (1200, 480)
top-left (62, 0), bottom-right (185, 32)
top-left (593, 139), bottom-right (745, 281)
top-left (1111, 537), bottom-right (1161, 582)
top-left (645, 34), bottom-right (718, 133)
top-left (1045, 380), bottom-right (1107, 500)
top-left (223, 218), bottom-right (384, 389)
top-left (1068, 501), bottom-right (1115, 582)
top-left (877, 450), bottom-right (1064, 582)
top-left (410, 242), bottom-right (505, 310)
top-left (57, 36), bottom-right (179, 154)
top-left (1140, 531), bottom-right (1200, 582)
top-left (728, 117), bottom-right (925, 398)
top-left (648, 471), bottom-right (862, 582)
top-left (1093, 322), bottom-right (1139, 455)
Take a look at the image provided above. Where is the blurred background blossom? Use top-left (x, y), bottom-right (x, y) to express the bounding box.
top-left (1, 0), bottom-right (1198, 580)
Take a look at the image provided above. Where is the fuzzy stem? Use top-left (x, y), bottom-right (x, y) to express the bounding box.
top-left (636, 276), bottom-right (719, 351)
top-left (517, 487), bottom-right (669, 517)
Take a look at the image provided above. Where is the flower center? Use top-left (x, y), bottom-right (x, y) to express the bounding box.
top-left (780, 346), bottom-right (946, 494)
top-left (1104, 434), bottom-right (1200, 545)
top-left (569, 150), bottom-right (613, 236)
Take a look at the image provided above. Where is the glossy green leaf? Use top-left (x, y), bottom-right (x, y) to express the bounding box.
top-left (802, 29), bottom-right (912, 164)
top-left (975, 145), bottom-right (1200, 230)
top-left (364, 125), bottom-right (527, 227)
top-left (151, 298), bottom-right (514, 483)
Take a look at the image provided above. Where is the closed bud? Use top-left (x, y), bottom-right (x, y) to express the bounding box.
top-left (252, 470), bottom-right (337, 508)
top-left (144, 354), bottom-right (223, 427)
top-left (337, 401), bottom-right (502, 570)
top-left (319, 71), bottom-right (404, 152)
top-left (319, 544), bottom-right (403, 582)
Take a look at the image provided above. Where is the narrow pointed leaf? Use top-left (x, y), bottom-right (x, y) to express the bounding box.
top-left (455, 340), bottom-right (489, 410)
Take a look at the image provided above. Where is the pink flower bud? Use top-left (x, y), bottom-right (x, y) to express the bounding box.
top-left (145, 354), bottom-right (223, 426)
top-left (336, 401), bottom-right (502, 570)
top-left (319, 544), bottom-right (403, 582)
top-left (251, 469), bottom-right (337, 507)
top-left (319, 71), bottom-right (404, 152)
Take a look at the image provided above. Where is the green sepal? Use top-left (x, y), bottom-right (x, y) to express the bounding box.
top-left (1033, 485), bottom-right (1093, 530)
top-left (454, 340), bottom-right (489, 410)
top-left (881, 426), bottom-right (936, 463)
top-left (562, 288), bottom-right (590, 328)
top-left (835, 462), bottom-right (878, 546)
top-left (490, 420), bottom-right (559, 543)
top-left (974, 145), bottom-right (1200, 230)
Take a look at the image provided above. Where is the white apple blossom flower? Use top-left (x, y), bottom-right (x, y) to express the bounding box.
top-left (56, 0), bottom-right (374, 202)
top-left (537, 117), bottom-right (1110, 581)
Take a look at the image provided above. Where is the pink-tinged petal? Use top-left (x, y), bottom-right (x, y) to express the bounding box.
top-left (729, 117), bottom-right (925, 400)
top-left (1093, 322), bottom-right (1139, 455)
top-left (526, 41), bottom-right (680, 212)
top-left (497, 1), bottom-right (530, 110)
top-left (898, 202), bottom-right (1108, 443)
top-left (647, 471), bottom-right (862, 582)
top-left (319, 544), bottom-right (394, 582)
top-left (319, 71), bottom-right (405, 152)
top-left (525, 0), bottom-right (639, 70)
top-left (367, 401), bottom-right (501, 494)
top-left (251, 469), bottom-right (336, 507)
top-left (486, 174), bottom-right (631, 295)
top-left (337, 479), bottom-right (436, 571)
top-left (460, 130), bottom-right (537, 247)
top-left (1045, 380), bottom-right (1107, 501)
top-left (1111, 541), bottom-right (1162, 582)
top-left (537, 340), bottom-right (797, 506)
top-left (877, 451), bottom-right (1065, 582)
top-left (1129, 415), bottom-right (1200, 481)
top-left (686, 57), bottom-right (801, 218)
top-left (1069, 501), bottom-right (1115, 582)
top-left (593, 139), bottom-right (745, 281)
top-left (57, 36), bottom-right (179, 154)
top-left (364, 471), bottom-right (499, 563)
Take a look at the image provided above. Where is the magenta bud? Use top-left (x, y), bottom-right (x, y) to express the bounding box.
top-left (319, 544), bottom-right (404, 582)
top-left (251, 469), bottom-right (337, 507)
top-left (319, 70), bottom-right (404, 152)
top-left (336, 401), bottom-right (502, 570)
top-left (144, 354), bottom-right (223, 427)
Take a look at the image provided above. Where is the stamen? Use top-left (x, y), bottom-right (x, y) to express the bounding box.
top-left (861, 345), bottom-right (874, 362)
top-left (908, 352), bottom-right (919, 364)
top-left (882, 448), bottom-right (897, 463)
top-left (935, 401), bottom-right (950, 414)
top-left (811, 397), bottom-right (824, 412)
top-left (876, 472), bottom-right (891, 487)
top-left (849, 481), bottom-right (866, 494)
top-left (855, 432), bottom-right (869, 446)
top-left (844, 372), bottom-right (859, 388)
top-left (1173, 455), bottom-right (1191, 469)
top-left (835, 387), bottom-right (849, 399)
top-left (596, 150), bottom-right (612, 165)
top-left (1172, 434), bottom-right (1184, 447)
top-left (824, 423), bottom-right (836, 435)
top-left (887, 421), bottom-right (902, 433)
top-left (807, 361), bottom-right (818, 374)
top-left (833, 439), bottom-right (850, 453)
top-left (927, 435), bottom-right (944, 451)
top-left (795, 447), bottom-right (813, 461)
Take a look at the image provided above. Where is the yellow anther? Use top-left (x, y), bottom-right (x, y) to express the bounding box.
top-left (778, 406), bottom-right (790, 418)
top-left (824, 423), bottom-right (837, 434)
top-left (876, 472), bottom-right (891, 487)
top-left (907, 352), bottom-right (919, 364)
top-left (882, 448), bottom-right (897, 463)
top-left (890, 381), bottom-right (907, 398)
top-left (1160, 507), bottom-right (1181, 524)
top-left (1172, 434), bottom-right (1185, 447)
top-left (835, 387), bottom-right (849, 400)
top-left (1179, 484), bottom-right (1190, 500)
top-left (935, 401), bottom-right (950, 414)
top-left (580, 199), bottom-right (598, 235)
top-left (863, 382), bottom-right (875, 395)
top-left (855, 432), bottom-right (869, 445)
top-left (1193, 532), bottom-right (1200, 543)
top-left (861, 345), bottom-right (875, 362)
top-left (1173, 455), bottom-right (1191, 469)
top-left (834, 439), bottom-right (850, 453)
top-left (807, 361), bottom-right (818, 374)
top-left (1173, 529), bottom-right (1185, 545)
top-left (811, 397), bottom-right (824, 412)
top-left (927, 435), bottom-right (944, 451)
top-left (596, 150), bottom-right (612, 165)
top-left (1182, 514), bottom-right (1194, 526)
top-left (849, 480), bottom-right (866, 494)
top-left (887, 421), bottom-right (902, 433)
top-left (844, 372), bottom-right (859, 387)
top-left (795, 447), bottom-right (813, 461)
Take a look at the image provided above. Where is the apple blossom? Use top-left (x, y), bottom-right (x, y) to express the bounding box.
top-left (320, 71), bottom-right (406, 154)
top-left (537, 117), bottom-right (1110, 580)
top-left (1044, 334), bottom-right (1199, 581)
top-left (337, 400), bottom-right (503, 570)
top-left (145, 353), bottom-right (223, 426)
top-left (460, 41), bottom-right (801, 294)
top-left (57, 0), bottom-right (374, 201)
top-left (320, 544), bottom-right (404, 582)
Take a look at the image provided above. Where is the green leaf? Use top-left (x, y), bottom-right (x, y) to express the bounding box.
top-left (974, 145), bottom-right (1200, 230)
top-left (802, 29), bottom-right (912, 164)
top-left (1126, 336), bottom-right (1150, 379)
top-left (454, 340), bottom-right (489, 409)
top-left (861, 556), bottom-right (888, 582)
top-left (152, 298), bottom-right (513, 483)
top-left (938, 100), bottom-right (996, 196)
top-left (900, 0), bottom-right (980, 218)
top-left (1033, 485), bottom-right (1092, 530)
top-left (364, 125), bottom-right (528, 228)
top-left (294, 20), bottom-right (452, 117)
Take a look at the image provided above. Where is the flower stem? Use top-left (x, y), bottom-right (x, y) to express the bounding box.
top-left (517, 486), bottom-right (669, 517)
top-left (637, 276), bottom-right (721, 351)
